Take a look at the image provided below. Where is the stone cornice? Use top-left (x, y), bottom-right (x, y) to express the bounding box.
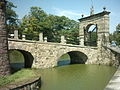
top-left (79, 11), bottom-right (110, 22)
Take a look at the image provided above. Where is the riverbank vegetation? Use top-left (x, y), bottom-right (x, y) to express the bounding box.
top-left (0, 69), bottom-right (41, 87)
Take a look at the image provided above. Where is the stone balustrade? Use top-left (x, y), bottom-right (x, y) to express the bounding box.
top-left (9, 30), bottom-right (68, 44)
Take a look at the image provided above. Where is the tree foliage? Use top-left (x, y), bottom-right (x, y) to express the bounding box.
top-left (20, 7), bottom-right (47, 40)
top-left (20, 7), bottom-right (79, 44)
top-left (110, 24), bottom-right (120, 45)
top-left (6, 1), bottom-right (19, 34)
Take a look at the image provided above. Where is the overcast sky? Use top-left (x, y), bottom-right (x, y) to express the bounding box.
top-left (9, 0), bottom-right (120, 33)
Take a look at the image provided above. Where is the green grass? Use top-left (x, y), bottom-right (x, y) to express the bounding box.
top-left (0, 69), bottom-right (41, 87)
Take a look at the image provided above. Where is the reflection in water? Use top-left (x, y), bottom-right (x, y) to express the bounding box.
top-left (57, 60), bottom-right (70, 66)
top-left (57, 53), bottom-right (70, 66)
top-left (10, 63), bottom-right (24, 69)
top-left (40, 64), bottom-right (116, 90)
top-left (9, 50), bottom-right (24, 73)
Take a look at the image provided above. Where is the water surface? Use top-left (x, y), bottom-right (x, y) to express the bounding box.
top-left (40, 64), bottom-right (116, 90)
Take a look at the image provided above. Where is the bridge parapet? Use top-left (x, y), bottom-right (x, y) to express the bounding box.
top-left (8, 38), bottom-right (100, 68)
top-left (9, 30), bottom-right (72, 45)
top-left (8, 38), bottom-right (98, 49)
top-left (104, 45), bottom-right (120, 54)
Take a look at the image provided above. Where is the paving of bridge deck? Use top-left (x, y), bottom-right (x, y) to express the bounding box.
top-left (105, 66), bottom-right (120, 90)
top-left (106, 45), bottom-right (120, 54)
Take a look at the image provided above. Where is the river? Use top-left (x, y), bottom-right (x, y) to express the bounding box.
top-left (39, 64), bottom-right (116, 90)
top-left (9, 50), bottom-right (117, 90)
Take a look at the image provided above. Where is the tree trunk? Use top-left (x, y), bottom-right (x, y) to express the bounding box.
top-left (0, 0), bottom-right (10, 76)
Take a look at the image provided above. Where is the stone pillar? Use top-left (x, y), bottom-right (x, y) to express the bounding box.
top-left (79, 23), bottom-right (84, 46)
top-left (60, 36), bottom-right (66, 44)
top-left (44, 37), bottom-right (47, 42)
top-left (0, 0), bottom-right (10, 76)
top-left (97, 12), bottom-right (110, 47)
top-left (22, 35), bottom-right (26, 40)
top-left (97, 32), bottom-right (103, 47)
top-left (14, 30), bottom-right (18, 39)
top-left (104, 14), bottom-right (110, 45)
top-left (10, 34), bottom-right (14, 38)
top-left (39, 32), bottom-right (43, 42)
top-left (80, 36), bottom-right (84, 46)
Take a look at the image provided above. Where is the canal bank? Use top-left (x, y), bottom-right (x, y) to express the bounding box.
top-left (105, 66), bottom-right (120, 90)
top-left (0, 77), bottom-right (41, 90)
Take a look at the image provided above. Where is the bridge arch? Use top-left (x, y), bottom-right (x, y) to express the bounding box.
top-left (57, 51), bottom-right (88, 66)
top-left (9, 49), bottom-right (34, 69)
top-left (84, 24), bottom-right (97, 46)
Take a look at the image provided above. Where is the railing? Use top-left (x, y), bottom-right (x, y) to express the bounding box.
top-left (105, 45), bottom-right (120, 54)
top-left (9, 30), bottom-right (68, 45)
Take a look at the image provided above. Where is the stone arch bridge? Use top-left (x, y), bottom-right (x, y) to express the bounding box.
top-left (8, 38), bottom-right (119, 69)
top-left (8, 10), bottom-right (120, 69)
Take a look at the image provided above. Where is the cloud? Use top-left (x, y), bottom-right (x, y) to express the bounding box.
top-left (52, 7), bottom-right (82, 21)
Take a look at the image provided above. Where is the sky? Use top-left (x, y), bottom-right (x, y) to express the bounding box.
top-left (9, 0), bottom-right (120, 33)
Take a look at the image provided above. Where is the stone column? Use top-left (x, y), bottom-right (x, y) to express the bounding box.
top-left (79, 23), bottom-right (84, 46)
top-left (60, 36), bottom-right (66, 44)
top-left (22, 35), bottom-right (26, 40)
top-left (14, 30), bottom-right (18, 39)
top-left (0, 0), bottom-right (10, 76)
top-left (39, 32), bottom-right (43, 42)
top-left (104, 14), bottom-right (110, 45)
top-left (10, 34), bottom-right (14, 38)
top-left (97, 12), bottom-right (110, 47)
top-left (44, 37), bottom-right (47, 42)
top-left (80, 36), bottom-right (84, 46)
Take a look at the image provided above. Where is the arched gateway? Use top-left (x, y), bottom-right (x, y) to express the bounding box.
top-left (79, 10), bottom-right (110, 47)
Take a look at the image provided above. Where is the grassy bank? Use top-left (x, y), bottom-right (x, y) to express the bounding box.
top-left (0, 52), bottom-right (70, 87)
top-left (0, 69), bottom-right (41, 87)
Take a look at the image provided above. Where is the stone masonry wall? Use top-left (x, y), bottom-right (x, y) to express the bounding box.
top-left (0, 0), bottom-right (10, 76)
top-left (8, 39), bottom-right (119, 69)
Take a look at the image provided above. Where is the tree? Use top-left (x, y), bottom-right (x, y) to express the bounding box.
top-left (20, 7), bottom-right (47, 40)
top-left (0, 0), bottom-right (10, 76)
top-left (116, 24), bottom-right (120, 31)
top-left (110, 24), bottom-right (120, 45)
top-left (44, 15), bottom-right (79, 43)
top-left (20, 7), bottom-right (79, 44)
top-left (6, 1), bottom-right (18, 34)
